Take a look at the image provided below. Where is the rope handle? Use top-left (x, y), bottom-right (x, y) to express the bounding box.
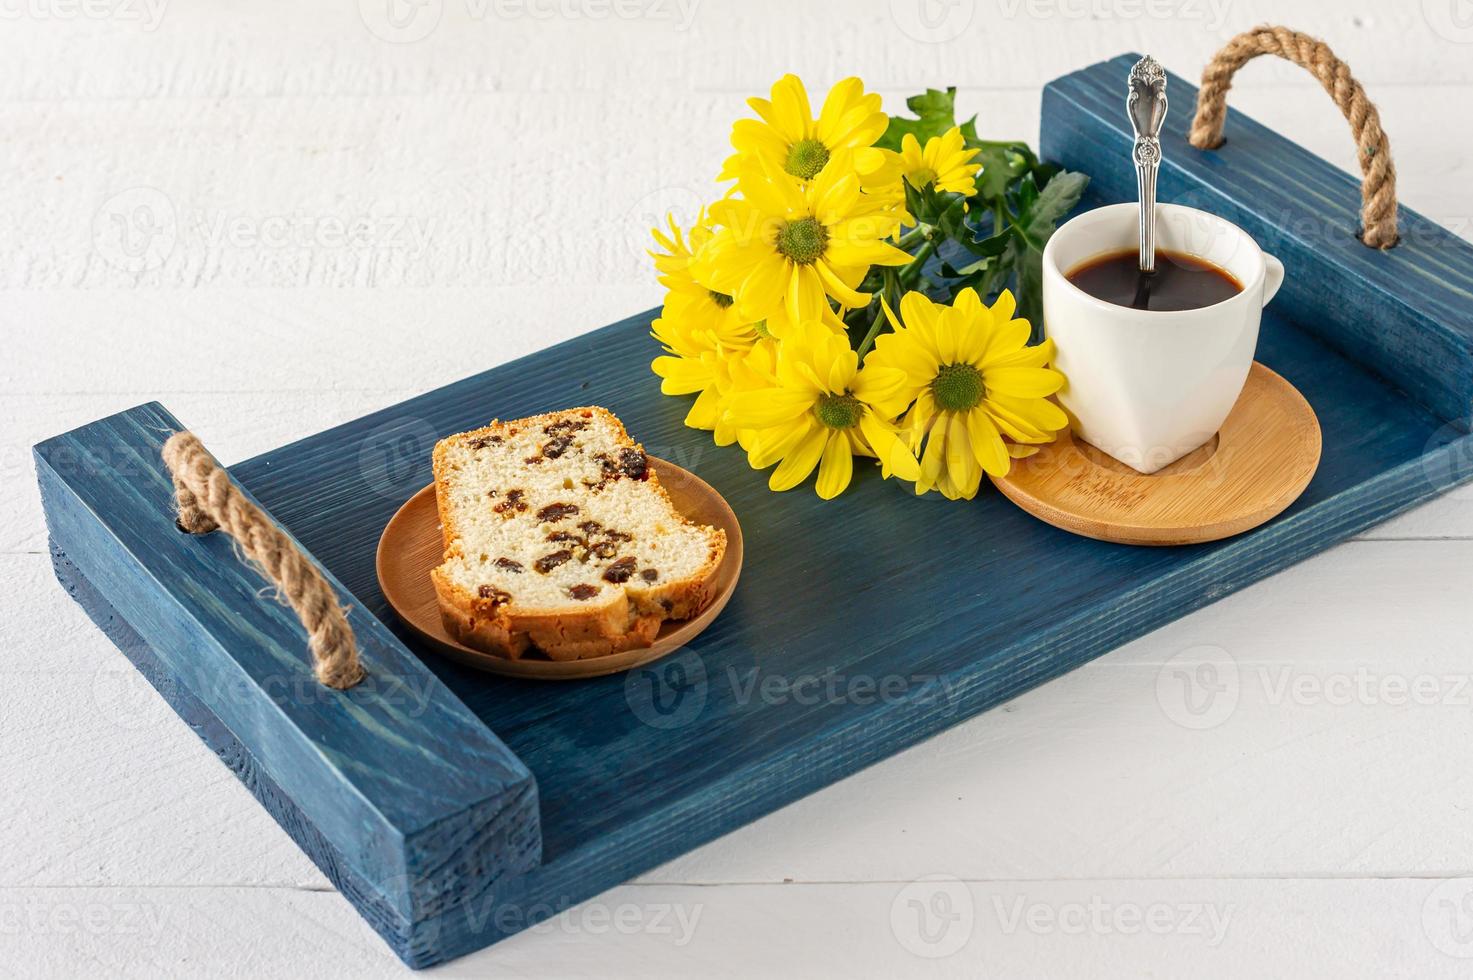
top-left (162, 431), bottom-right (365, 690)
top-left (1188, 25), bottom-right (1399, 249)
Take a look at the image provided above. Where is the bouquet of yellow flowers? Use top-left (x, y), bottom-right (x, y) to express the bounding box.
top-left (650, 75), bottom-right (1088, 500)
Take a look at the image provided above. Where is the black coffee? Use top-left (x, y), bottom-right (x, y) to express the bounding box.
top-left (1066, 248), bottom-right (1242, 312)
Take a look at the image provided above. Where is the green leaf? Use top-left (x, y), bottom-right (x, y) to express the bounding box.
top-left (1017, 170), bottom-right (1089, 242)
top-left (966, 226), bottom-right (1014, 258)
top-left (1006, 170), bottom-right (1089, 327)
top-left (901, 179), bottom-right (933, 225)
top-left (972, 145), bottom-right (1023, 201)
top-left (933, 191), bottom-right (970, 243)
top-left (1008, 236), bottom-right (1045, 329)
top-left (877, 87), bottom-right (959, 152)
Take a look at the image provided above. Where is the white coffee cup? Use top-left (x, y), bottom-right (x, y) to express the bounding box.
top-left (1042, 202), bottom-right (1285, 474)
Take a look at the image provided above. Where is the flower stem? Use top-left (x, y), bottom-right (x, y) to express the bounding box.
top-left (897, 240), bottom-right (938, 290)
top-left (896, 223), bottom-right (932, 250)
top-left (855, 301), bottom-right (888, 361)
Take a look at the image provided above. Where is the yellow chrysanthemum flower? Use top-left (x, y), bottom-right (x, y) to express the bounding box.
top-left (652, 315), bottom-right (762, 447)
top-left (897, 127), bottom-right (980, 196)
top-left (723, 321), bottom-right (919, 499)
top-left (868, 288), bottom-right (1067, 500)
top-left (649, 211), bottom-right (758, 350)
top-left (696, 159), bottom-right (910, 336)
top-left (719, 74), bottom-right (889, 184)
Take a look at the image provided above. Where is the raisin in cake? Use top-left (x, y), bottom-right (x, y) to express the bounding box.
top-left (429, 407), bottom-right (727, 660)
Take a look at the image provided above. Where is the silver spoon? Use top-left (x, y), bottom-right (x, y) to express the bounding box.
top-left (1127, 55), bottom-right (1168, 306)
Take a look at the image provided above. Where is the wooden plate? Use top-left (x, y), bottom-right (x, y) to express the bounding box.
top-left (376, 457), bottom-right (743, 679)
top-left (990, 362), bottom-right (1322, 546)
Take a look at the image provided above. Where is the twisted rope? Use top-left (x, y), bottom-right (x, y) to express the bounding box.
top-left (1188, 25), bottom-right (1399, 249)
top-left (162, 431), bottom-right (365, 690)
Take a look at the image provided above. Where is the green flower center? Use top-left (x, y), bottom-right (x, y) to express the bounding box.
top-left (906, 167), bottom-right (938, 189)
top-left (708, 289), bottom-right (734, 309)
top-left (753, 319), bottom-right (773, 340)
top-left (775, 217), bottom-right (828, 265)
top-left (931, 363), bottom-right (985, 412)
top-left (784, 138), bottom-right (830, 180)
top-left (816, 393), bottom-right (863, 429)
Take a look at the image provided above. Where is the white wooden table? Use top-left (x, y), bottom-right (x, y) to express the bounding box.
top-left (6, 1), bottom-right (1473, 975)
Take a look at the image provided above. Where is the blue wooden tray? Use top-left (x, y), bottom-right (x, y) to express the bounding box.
top-left (34, 54), bottom-right (1473, 968)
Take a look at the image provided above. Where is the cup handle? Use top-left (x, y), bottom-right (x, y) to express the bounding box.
top-left (1262, 253), bottom-right (1285, 307)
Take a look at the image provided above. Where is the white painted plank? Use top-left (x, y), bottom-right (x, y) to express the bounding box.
top-left (1, 877), bottom-right (1470, 978)
top-left (9, 0), bottom-right (1473, 974)
top-left (2, 83), bottom-right (1468, 292)
top-left (0, 0), bottom-right (1467, 102)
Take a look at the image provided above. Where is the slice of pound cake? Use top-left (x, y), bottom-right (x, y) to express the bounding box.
top-left (430, 407), bottom-right (727, 660)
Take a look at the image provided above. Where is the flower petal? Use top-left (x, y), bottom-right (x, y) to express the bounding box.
top-left (899, 291), bottom-right (943, 356)
top-left (652, 355), bottom-right (712, 395)
top-left (726, 387), bottom-right (813, 428)
top-left (748, 415), bottom-right (813, 469)
top-left (814, 259), bottom-right (870, 309)
top-left (985, 394), bottom-right (1068, 441)
top-left (966, 408), bottom-right (1010, 477)
top-left (768, 424), bottom-right (828, 491)
top-left (763, 74), bottom-right (812, 144)
top-left (815, 431), bottom-right (855, 499)
top-left (786, 262), bottom-right (827, 326)
top-left (946, 412), bottom-right (984, 498)
top-left (860, 411), bottom-right (920, 481)
top-left (984, 367), bottom-right (1065, 399)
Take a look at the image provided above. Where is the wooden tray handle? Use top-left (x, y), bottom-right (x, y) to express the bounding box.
top-left (1188, 25), bottom-right (1399, 249)
top-left (163, 431), bottom-right (365, 689)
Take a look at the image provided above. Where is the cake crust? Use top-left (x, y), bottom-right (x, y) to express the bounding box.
top-left (429, 407), bottom-right (726, 660)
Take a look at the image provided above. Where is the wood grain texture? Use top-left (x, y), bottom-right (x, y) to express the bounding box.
top-left (33, 52), bottom-right (1473, 967)
top-left (33, 404), bottom-right (542, 967)
top-left (18, 7), bottom-right (1473, 974)
top-left (1045, 54), bottom-right (1473, 430)
top-left (226, 308), bottom-right (1473, 965)
top-left (993, 363), bottom-right (1322, 545)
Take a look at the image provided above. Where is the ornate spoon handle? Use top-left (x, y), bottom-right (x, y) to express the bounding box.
top-left (1128, 55), bottom-right (1168, 273)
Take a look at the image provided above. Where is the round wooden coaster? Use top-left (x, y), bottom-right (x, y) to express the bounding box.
top-left (376, 457), bottom-right (743, 680)
top-left (990, 363), bottom-right (1321, 546)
